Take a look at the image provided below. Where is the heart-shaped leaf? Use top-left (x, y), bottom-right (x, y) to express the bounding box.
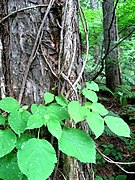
top-left (59, 128), bottom-right (96, 163)
top-left (17, 138), bottom-right (57, 180)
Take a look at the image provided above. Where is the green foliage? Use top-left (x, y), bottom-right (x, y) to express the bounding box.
top-left (0, 82), bottom-right (131, 179)
top-left (86, 112), bottom-right (104, 138)
top-left (104, 116), bottom-right (130, 137)
top-left (17, 138), bottom-right (57, 180)
top-left (0, 129), bottom-right (17, 158)
top-left (0, 97), bottom-right (20, 112)
top-left (44, 92), bottom-right (54, 104)
top-left (115, 84), bottom-right (135, 105)
top-left (0, 152), bottom-right (24, 180)
top-left (58, 128), bottom-right (96, 163)
top-left (117, 0), bottom-right (135, 33)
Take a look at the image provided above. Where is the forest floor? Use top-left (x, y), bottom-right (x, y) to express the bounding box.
top-left (94, 94), bottom-right (135, 180)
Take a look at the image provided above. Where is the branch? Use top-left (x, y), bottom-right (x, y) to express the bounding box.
top-left (92, 29), bottom-right (135, 81)
top-left (97, 148), bottom-right (135, 174)
top-left (0, 4), bottom-right (48, 24)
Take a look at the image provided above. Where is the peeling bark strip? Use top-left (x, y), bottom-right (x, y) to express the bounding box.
top-left (0, 37), bottom-right (6, 98)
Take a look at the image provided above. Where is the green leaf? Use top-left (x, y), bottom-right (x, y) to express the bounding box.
top-left (0, 97), bottom-right (20, 112)
top-left (26, 114), bottom-right (45, 130)
top-left (47, 103), bottom-right (69, 120)
top-left (44, 92), bottom-right (54, 104)
top-left (104, 116), bottom-right (130, 137)
top-left (0, 152), bottom-right (24, 180)
top-left (16, 133), bottom-right (35, 150)
top-left (68, 101), bottom-right (82, 122)
top-left (8, 110), bottom-right (31, 135)
top-left (86, 81), bottom-right (99, 91)
top-left (86, 102), bottom-right (108, 116)
top-left (68, 101), bottom-right (86, 123)
top-left (0, 115), bottom-right (7, 125)
top-left (47, 119), bottom-right (62, 140)
top-left (0, 129), bottom-right (17, 158)
top-left (82, 89), bottom-right (98, 102)
top-left (116, 175), bottom-right (127, 180)
top-left (86, 112), bottom-right (104, 138)
top-left (17, 138), bottom-right (57, 180)
top-left (59, 128), bottom-right (96, 163)
top-left (55, 95), bottom-right (68, 106)
top-left (31, 104), bottom-right (38, 114)
top-left (31, 104), bottom-right (47, 118)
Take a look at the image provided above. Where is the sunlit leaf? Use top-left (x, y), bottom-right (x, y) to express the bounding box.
top-left (8, 110), bottom-right (31, 135)
top-left (86, 81), bottom-right (99, 91)
top-left (86, 112), bottom-right (104, 138)
top-left (0, 129), bottom-right (17, 158)
top-left (104, 116), bottom-right (130, 137)
top-left (59, 128), bottom-right (96, 163)
top-left (55, 95), bottom-right (68, 107)
top-left (44, 92), bottom-right (54, 104)
top-left (26, 114), bottom-right (45, 129)
top-left (47, 119), bottom-right (62, 140)
top-left (86, 102), bottom-right (108, 116)
top-left (82, 89), bottom-right (98, 102)
top-left (0, 97), bottom-right (20, 112)
top-left (17, 138), bottom-right (57, 180)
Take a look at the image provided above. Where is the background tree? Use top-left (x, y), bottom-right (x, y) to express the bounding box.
top-left (102, 0), bottom-right (121, 92)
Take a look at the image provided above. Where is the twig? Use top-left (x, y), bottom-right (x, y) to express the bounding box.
top-left (61, 72), bottom-right (79, 100)
top-left (40, 45), bottom-right (59, 80)
top-left (58, 0), bottom-right (68, 73)
top-left (18, 0), bottom-right (55, 104)
top-left (53, 150), bottom-right (60, 180)
top-left (73, 3), bottom-right (89, 88)
top-left (92, 29), bottom-right (135, 81)
top-left (97, 148), bottom-right (135, 174)
top-left (0, 37), bottom-right (6, 98)
top-left (67, 34), bottom-right (77, 77)
top-left (0, 4), bottom-right (48, 24)
top-left (57, 169), bottom-right (67, 180)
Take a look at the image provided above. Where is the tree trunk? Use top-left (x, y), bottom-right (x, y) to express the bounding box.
top-left (0, 0), bottom-right (84, 179)
top-left (102, 0), bottom-right (121, 92)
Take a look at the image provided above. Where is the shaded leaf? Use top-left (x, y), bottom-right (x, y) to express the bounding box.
top-left (0, 152), bottom-right (24, 180)
top-left (16, 133), bottom-right (35, 150)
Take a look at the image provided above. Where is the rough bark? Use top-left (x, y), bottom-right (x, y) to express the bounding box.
top-left (102, 0), bottom-right (121, 92)
top-left (0, 0), bottom-right (85, 179)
